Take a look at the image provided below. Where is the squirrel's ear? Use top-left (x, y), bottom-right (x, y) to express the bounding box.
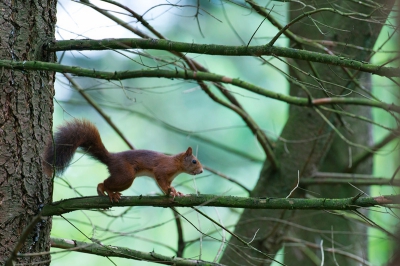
top-left (185, 147), bottom-right (193, 156)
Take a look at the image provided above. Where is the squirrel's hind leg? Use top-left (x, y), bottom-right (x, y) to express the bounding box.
top-left (101, 166), bottom-right (136, 202)
top-left (97, 182), bottom-right (122, 202)
top-left (98, 160), bottom-right (135, 202)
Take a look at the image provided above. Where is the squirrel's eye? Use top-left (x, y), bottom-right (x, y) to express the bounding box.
top-left (192, 159), bottom-right (197, 164)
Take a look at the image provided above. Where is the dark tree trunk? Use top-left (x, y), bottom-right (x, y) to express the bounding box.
top-left (0, 0), bottom-right (56, 264)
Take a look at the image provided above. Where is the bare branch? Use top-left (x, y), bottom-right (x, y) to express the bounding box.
top-left (49, 237), bottom-right (224, 266)
top-left (47, 38), bottom-right (399, 77)
top-left (41, 194), bottom-right (400, 216)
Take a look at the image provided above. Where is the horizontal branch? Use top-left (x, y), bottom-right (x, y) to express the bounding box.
top-left (302, 172), bottom-right (400, 186)
top-left (301, 177), bottom-right (400, 186)
top-left (46, 38), bottom-right (399, 77)
top-left (50, 237), bottom-right (223, 266)
top-left (41, 194), bottom-right (400, 216)
top-left (1, 59), bottom-right (399, 113)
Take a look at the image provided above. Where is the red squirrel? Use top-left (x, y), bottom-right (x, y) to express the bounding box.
top-left (43, 119), bottom-right (203, 202)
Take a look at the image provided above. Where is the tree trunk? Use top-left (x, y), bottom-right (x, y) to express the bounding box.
top-left (0, 0), bottom-right (56, 264)
top-left (220, 1), bottom-right (393, 265)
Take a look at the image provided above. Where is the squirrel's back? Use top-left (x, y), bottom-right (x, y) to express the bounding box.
top-left (43, 119), bottom-right (109, 176)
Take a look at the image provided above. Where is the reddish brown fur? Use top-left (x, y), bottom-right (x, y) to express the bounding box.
top-left (43, 119), bottom-right (203, 202)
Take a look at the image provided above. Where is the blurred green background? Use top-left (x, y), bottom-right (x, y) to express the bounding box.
top-left (50, 1), bottom-right (398, 265)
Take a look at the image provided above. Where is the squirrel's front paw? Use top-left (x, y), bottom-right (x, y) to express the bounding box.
top-left (108, 192), bottom-right (122, 203)
top-left (169, 187), bottom-right (184, 199)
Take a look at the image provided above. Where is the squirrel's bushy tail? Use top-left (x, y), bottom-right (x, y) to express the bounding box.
top-left (43, 119), bottom-right (110, 176)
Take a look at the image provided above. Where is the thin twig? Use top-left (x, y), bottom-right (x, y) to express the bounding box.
top-left (319, 240), bottom-right (324, 266)
top-left (283, 236), bottom-right (373, 266)
top-left (287, 170), bottom-right (300, 198)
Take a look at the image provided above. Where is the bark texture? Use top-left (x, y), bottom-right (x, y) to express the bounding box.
top-left (220, 1), bottom-right (394, 265)
top-left (0, 0), bottom-right (56, 264)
